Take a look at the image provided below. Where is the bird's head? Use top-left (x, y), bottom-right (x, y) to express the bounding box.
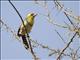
top-left (26, 13), bottom-right (37, 20)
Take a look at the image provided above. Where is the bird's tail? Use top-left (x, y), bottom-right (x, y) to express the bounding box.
top-left (22, 35), bottom-right (29, 49)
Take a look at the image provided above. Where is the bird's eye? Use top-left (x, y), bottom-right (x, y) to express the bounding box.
top-left (31, 13), bottom-right (34, 16)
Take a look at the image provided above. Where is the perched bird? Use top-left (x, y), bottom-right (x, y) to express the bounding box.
top-left (17, 13), bottom-right (37, 49)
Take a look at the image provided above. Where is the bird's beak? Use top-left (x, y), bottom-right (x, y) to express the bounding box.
top-left (34, 13), bottom-right (37, 17)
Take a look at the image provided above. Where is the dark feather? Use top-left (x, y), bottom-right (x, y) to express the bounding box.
top-left (22, 35), bottom-right (29, 49)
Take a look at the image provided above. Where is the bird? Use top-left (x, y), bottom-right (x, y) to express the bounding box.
top-left (17, 12), bottom-right (37, 49)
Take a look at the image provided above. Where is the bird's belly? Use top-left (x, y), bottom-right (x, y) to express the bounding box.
top-left (19, 24), bottom-right (32, 35)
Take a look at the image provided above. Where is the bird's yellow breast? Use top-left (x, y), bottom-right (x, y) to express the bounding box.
top-left (19, 19), bottom-right (34, 35)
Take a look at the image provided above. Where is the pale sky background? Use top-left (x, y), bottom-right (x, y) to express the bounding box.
top-left (1, 1), bottom-right (80, 60)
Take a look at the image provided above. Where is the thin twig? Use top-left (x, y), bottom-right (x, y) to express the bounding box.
top-left (57, 32), bottom-right (77, 60)
top-left (55, 29), bottom-right (76, 54)
top-left (34, 1), bottom-right (67, 28)
top-left (27, 36), bottom-right (38, 60)
top-left (54, 1), bottom-right (79, 23)
top-left (0, 19), bottom-right (20, 42)
top-left (64, 12), bottom-right (75, 28)
top-left (55, 29), bottom-right (66, 43)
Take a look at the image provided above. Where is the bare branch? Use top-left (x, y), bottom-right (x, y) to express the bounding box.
top-left (54, 1), bottom-right (80, 22)
top-left (55, 29), bottom-right (66, 43)
top-left (64, 12), bottom-right (75, 28)
top-left (34, 1), bottom-right (67, 28)
top-left (57, 32), bottom-right (77, 60)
